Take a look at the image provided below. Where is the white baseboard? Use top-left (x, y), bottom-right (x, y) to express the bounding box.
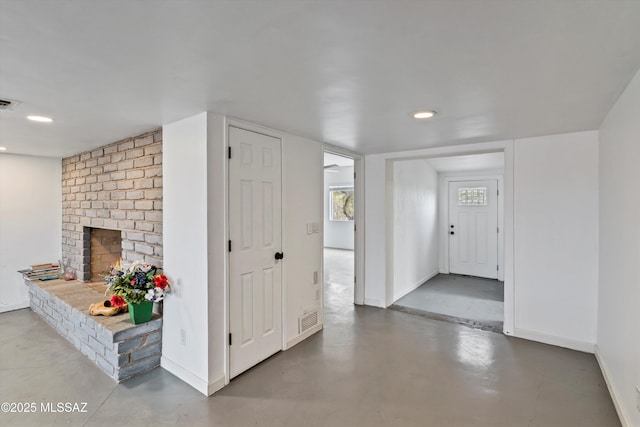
top-left (513, 328), bottom-right (595, 353)
top-left (594, 345), bottom-right (630, 427)
top-left (0, 301), bottom-right (29, 314)
top-left (161, 356), bottom-right (222, 396)
top-left (207, 375), bottom-right (226, 396)
top-left (286, 323), bottom-right (323, 350)
top-left (392, 270), bottom-right (438, 304)
top-left (364, 298), bottom-right (384, 308)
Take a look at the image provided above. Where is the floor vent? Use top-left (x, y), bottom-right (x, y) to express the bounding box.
top-left (298, 311), bottom-right (319, 334)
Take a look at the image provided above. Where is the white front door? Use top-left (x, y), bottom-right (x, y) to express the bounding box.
top-left (228, 126), bottom-right (282, 379)
top-left (449, 180), bottom-right (498, 279)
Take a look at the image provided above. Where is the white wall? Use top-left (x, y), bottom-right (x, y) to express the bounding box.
top-left (323, 166), bottom-right (354, 250)
top-left (0, 154), bottom-right (61, 313)
top-left (283, 135), bottom-right (323, 347)
top-left (162, 113), bottom-right (323, 395)
top-left (363, 154), bottom-right (388, 307)
top-left (161, 112), bottom-right (214, 394)
top-left (596, 68), bottom-right (640, 427)
top-left (513, 131), bottom-right (599, 350)
top-left (392, 159), bottom-right (438, 302)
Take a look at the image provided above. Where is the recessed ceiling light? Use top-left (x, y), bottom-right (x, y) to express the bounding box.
top-left (27, 115), bottom-right (54, 123)
top-left (0, 146), bottom-right (7, 151)
top-left (413, 110), bottom-right (436, 119)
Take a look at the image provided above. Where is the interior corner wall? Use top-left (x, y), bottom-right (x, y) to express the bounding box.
top-left (0, 154), bottom-right (62, 313)
top-left (392, 159), bottom-right (438, 302)
top-left (283, 135), bottom-right (323, 346)
top-left (323, 166), bottom-right (354, 250)
top-left (596, 67), bottom-right (640, 427)
top-left (513, 130), bottom-right (599, 349)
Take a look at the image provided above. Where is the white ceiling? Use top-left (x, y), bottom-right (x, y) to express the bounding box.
top-left (1, 1), bottom-right (640, 158)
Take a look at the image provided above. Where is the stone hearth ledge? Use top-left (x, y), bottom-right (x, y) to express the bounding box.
top-left (25, 278), bottom-right (162, 382)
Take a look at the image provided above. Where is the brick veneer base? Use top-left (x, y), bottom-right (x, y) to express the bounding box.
top-left (26, 279), bottom-right (162, 382)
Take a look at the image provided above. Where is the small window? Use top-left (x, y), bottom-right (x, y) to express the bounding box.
top-left (329, 186), bottom-right (354, 221)
top-left (458, 187), bottom-right (487, 206)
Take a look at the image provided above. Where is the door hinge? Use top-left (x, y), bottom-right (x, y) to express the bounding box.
top-left (354, 172), bottom-right (356, 179)
top-left (229, 333), bottom-right (232, 346)
top-left (354, 223), bottom-right (357, 232)
top-left (354, 276), bottom-right (357, 284)
top-left (228, 240), bottom-right (232, 252)
top-left (497, 265), bottom-right (499, 271)
top-left (497, 227), bottom-right (499, 234)
top-left (228, 146), bottom-right (232, 159)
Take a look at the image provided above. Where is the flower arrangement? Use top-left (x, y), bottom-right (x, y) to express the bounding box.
top-left (105, 260), bottom-right (169, 306)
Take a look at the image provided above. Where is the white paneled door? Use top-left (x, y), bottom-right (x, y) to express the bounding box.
top-left (229, 126), bottom-right (283, 379)
top-left (448, 180), bottom-right (498, 279)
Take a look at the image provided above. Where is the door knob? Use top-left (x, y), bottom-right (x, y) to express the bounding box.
top-left (275, 252), bottom-right (284, 260)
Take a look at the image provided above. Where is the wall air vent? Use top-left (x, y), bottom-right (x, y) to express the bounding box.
top-left (0, 98), bottom-right (20, 111)
top-left (298, 310), bottom-right (319, 334)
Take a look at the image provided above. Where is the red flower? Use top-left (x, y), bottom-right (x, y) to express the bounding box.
top-left (154, 274), bottom-right (169, 290)
top-left (110, 295), bottom-right (126, 307)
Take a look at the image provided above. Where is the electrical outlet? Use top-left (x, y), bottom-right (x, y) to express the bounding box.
top-left (180, 329), bottom-right (187, 346)
top-left (313, 271), bottom-right (318, 284)
top-left (312, 222), bottom-right (320, 233)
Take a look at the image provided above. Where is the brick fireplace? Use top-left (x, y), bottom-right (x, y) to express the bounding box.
top-left (61, 129), bottom-right (163, 280)
top-left (23, 128), bottom-right (167, 382)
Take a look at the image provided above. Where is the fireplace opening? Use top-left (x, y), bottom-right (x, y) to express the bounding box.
top-left (88, 228), bottom-right (122, 282)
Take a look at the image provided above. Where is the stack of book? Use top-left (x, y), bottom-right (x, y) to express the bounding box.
top-left (19, 263), bottom-right (61, 281)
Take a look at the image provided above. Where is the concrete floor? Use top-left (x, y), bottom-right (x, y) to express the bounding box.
top-left (0, 273), bottom-right (619, 426)
top-left (392, 274), bottom-right (504, 332)
top-left (323, 248), bottom-right (354, 313)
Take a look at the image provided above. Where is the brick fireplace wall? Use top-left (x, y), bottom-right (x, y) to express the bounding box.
top-left (61, 130), bottom-right (163, 280)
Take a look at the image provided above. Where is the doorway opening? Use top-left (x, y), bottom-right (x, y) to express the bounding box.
top-left (323, 152), bottom-right (355, 319)
top-left (389, 153), bottom-right (505, 332)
